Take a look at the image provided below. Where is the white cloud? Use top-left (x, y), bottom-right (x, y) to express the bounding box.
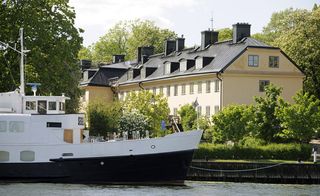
top-left (69, 0), bottom-right (198, 45)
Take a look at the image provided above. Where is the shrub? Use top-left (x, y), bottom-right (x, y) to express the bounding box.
top-left (87, 100), bottom-right (122, 136)
top-left (119, 111), bottom-right (148, 138)
top-left (194, 142), bottom-right (312, 161)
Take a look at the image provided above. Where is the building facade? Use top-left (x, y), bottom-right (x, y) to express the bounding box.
top-left (80, 23), bottom-right (304, 117)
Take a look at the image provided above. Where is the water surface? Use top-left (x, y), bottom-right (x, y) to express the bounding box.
top-left (0, 181), bottom-right (319, 196)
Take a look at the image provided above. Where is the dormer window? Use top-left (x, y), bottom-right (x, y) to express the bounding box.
top-left (195, 56), bottom-right (214, 70)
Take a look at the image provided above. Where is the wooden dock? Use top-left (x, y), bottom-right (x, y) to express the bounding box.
top-left (187, 161), bottom-right (320, 184)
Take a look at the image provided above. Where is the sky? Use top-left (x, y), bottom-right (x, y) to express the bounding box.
top-left (69, 0), bottom-right (319, 47)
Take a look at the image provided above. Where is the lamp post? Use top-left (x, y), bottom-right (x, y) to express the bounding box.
top-left (0, 28), bottom-right (29, 95)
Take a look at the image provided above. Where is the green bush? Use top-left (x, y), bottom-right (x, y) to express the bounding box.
top-left (194, 143), bottom-right (312, 161)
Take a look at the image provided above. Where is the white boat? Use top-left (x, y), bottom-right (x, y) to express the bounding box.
top-left (0, 29), bottom-right (202, 185)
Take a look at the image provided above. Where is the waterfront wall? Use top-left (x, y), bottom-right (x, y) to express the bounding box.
top-left (187, 161), bottom-right (320, 184)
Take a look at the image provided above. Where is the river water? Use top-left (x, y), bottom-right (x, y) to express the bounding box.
top-left (0, 181), bottom-right (319, 196)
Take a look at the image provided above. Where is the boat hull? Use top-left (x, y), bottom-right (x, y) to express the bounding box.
top-left (0, 149), bottom-right (194, 185)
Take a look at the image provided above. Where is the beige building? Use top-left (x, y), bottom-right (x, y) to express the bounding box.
top-left (80, 23), bottom-right (304, 117)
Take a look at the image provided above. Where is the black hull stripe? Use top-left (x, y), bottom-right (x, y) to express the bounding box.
top-left (0, 150), bottom-right (195, 185)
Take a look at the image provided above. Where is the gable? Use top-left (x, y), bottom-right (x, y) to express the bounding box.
top-left (224, 47), bottom-right (304, 76)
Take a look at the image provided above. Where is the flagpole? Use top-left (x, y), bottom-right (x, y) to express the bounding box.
top-left (197, 105), bottom-right (199, 130)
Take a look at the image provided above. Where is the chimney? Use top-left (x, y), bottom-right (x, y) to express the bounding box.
top-left (164, 40), bottom-right (176, 56)
top-left (232, 23), bottom-right (251, 43)
top-left (138, 46), bottom-right (154, 63)
top-left (112, 55), bottom-right (125, 63)
top-left (201, 30), bottom-right (219, 50)
top-left (176, 37), bottom-right (185, 52)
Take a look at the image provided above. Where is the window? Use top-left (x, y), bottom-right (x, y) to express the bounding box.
top-left (215, 80), bottom-right (220, 92)
top-left (214, 105), bottom-right (220, 114)
top-left (174, 85), bottom-right (178, 96)
top-left (48, 102), bottom-right (57, 110)
top-left (197, 106), bottom-right (202, 116)
top-left (181, 84), bottom-right (186, 95)
top-left (166, 85), bottom-right (171, 97)
top-left (20, 151), bottom-right (35, 161)
top-left (9, 121), bottom-right (24, 132)
top-left (198, 81), bottom-right (202, 94)
top-left (206, 81), bottom-right (211, 93)
top-left (59, 102), bottom-right (65, 111)
top-left (206, 106), bottom-right (210, 117)
top-left (259, 80), bottom-right (270, 92)
top-left (47, 122), bottom-right (62, 128)
top-left (119, 92), bottom-right (124, 101)
top-left (159, 86), bottom-right (164, 95)
top-left (0, 151), bottom-right (9, 161)
top-left (0, 121), bottom-right (7, 132)
top-left (173, 108), bottom-right (178, 116)
top-left (248, 55), bottom-right (259, 67)
top-left (152, 87), bottom-right (157, 95)
top-left (269, 56), bottom-right (279, 68)
top-left (190, 83), bottom-right (194, 94)
top-left (26, 101), bottom-right (36, 110)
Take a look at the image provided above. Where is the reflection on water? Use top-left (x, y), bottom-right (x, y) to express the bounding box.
top-left (0, 181), bottom-right (319, 196)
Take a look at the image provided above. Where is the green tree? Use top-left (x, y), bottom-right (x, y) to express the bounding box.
top-left (91, 20), bottom-right (176, 63)
top-left (217, 28), bottom-right (232, 41)
top-left (249, 84), bottom-right (283, 142)
top-left (177, 104), bottom-right (197, 131)
top-left (87, 100), bottom-right (122, 136)
top-left (276, 92), bottom-right (320, 143)
top-left (257, 6), bottom-right (320, 99)
top-left (211, 104), bottom-right (252, 144)
top-left (123, 90), bottom-right (170, 136)
top-left (119, 111), bottom-right (148, 138)
top-left (0, 0), bottom-right (83, 113)
top-left (78, 46), bottom-right (93, 61)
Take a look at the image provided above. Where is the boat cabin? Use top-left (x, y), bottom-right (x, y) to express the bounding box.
top-left (0, 90), bottom-right (68, 115)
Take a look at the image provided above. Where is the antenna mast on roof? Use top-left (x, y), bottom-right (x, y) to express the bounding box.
top-left (210, 12), bottom-right (214, 31)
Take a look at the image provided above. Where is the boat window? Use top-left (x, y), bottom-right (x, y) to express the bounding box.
top-left (62, 153), bottom-right (73, 157)
top-left (26, 101), bottom-right (36, 110)
top-left (47, 122), bottom-right (62, 128)
top-left (0, 151), bottom-right (9, 161)
top-left (20, 151), bottom-right (35, 161)
top-left (48, 101), bottom-right (57, 110)
top-left (59, 102), bottom-right (65, 111)
top-left (0, 121), bottom-right (7, 132)
top-left (9, 121), bottom-right (24, 132)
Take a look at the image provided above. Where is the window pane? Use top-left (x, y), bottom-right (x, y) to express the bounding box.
top-left (190, 83), bottom-right (194, 94)
top-left (206, 81), bottom-right (211, 93)
top-left (174, 85), bottom-right (178, 96)
top-left (59, 102), bottom-right (65, 111)
top-left (49, 102), bottom-right (57, 110)
top-left (259, 80), bottom-right (270, 92)
top-left (197, 106), bottom-right (202, 116)
top-left (198, 82), bottom-right (202, 93)
top-left (206, 106), bottom-right (210, 117)
top-left (0, 121), bottom-right (7, 132)
top-left (167, 86), bottom-right (171, 96)
top-left (159, 86), bottom-right (163, 95)
top-left (9, 121), bottom-right (24, 132)
top-left (173, 108), bottom-right (177, 116)
top-left (0, 151), bottom-right (9, 161)
top-left (248, 55), bottom-right (259, 67)
top-left (182, 84), bottom-right (186, 95)
top-left (20, 151), bottom-right (35, 161)
top-left (269, 56), bottom-right (279, 68)
top-left (215, 80), bottom-right (220, 92)
top-left (26, 101), bottom-right (36, 110)
top-left (214, 105), bottom-right (220, 114)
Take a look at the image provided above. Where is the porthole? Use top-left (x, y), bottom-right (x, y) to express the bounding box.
top-left (151, 145), bottom-right (156, 149)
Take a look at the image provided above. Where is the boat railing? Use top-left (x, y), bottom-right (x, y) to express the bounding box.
top-left (86, 130), bottom-right (150, 143)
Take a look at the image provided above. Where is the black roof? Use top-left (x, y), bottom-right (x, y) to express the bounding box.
top-left (81, 37), bottom-right (280, 87)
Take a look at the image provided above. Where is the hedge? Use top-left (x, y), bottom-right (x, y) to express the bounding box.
top-left (194, 143), bottom-right (312, 161)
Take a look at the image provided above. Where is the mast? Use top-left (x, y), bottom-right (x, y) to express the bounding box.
top-left (19, 28), bottom-right (25, 95)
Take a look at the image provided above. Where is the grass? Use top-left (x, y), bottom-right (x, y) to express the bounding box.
top-left (192, 159), bottom-right (314, 164)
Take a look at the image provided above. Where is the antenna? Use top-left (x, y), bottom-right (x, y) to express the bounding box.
top-left (210, 12), bottom-right (214, 31)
